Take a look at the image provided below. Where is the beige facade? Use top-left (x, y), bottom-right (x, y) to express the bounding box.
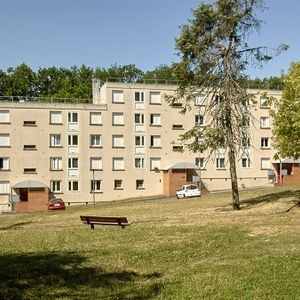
top-left (0, 81), bottom-right (281, 212)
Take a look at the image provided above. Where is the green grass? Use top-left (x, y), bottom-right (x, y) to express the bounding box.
top-left (0, 185), bottom-right (299, 299)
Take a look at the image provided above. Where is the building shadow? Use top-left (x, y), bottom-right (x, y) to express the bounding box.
top-left (0, 252), bottom-right (162, 299)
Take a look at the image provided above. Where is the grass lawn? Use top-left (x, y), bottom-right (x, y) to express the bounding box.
top-left (0, 185), bottom-right (299, 299)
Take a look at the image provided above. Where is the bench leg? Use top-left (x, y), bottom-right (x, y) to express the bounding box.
top-left (91, 224), bottom-right (94, 229)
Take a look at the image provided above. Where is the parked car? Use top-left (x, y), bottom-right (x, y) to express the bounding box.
top-left (48, 198), bottom-right (65, 211)
top-left (176, 184), bottom-right (201, 199)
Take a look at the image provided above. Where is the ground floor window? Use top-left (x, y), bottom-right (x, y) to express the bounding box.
top-left (51, 180), bottom-right (62, 193)
top-left (136, 179), bottom-right (144, 190)
top-left (68, 181), bottom-right (79, 192)
top-left (90, 180), bottom-right (101, 192)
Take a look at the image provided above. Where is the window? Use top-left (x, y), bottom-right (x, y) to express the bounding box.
top-left (135, 113), bottom-right (144, 124)
top-left (0, 134), bottom-right (9, 147)
top-left (260, 116), bottom-right (270, 128)
top-left (0, 181), bottom-right (10, 194)
top-left (112, 157), bottom-right (124, 170)
top-left (195, 115), bottom-right (204, 126)
top-left (23, 121), bottom-right (36, 126)
top-left (90, 157), bottom-right (102, 170)
top-left (260, 97), bottom-right (269, 108)
top-left (216, 158), bottom-right (226, 169)
top-left (136, 179), bottom-right (144, 190)
top-left (90, 134), bottom-right (101, 147)
top-left (68, 112), bottom-right (78, 123)
top-left (68, 157), bottom-right (78, 169)
top-left (195, 157), bottom-right (205, 169)
top-left (150, 135), bottom-right (161, 148)
top-left (261, 137), bottom-right (270, 148)
top-left (135, 91), bottom-right (144, 102)
top-left (261, 158), bottom-right (271, 170)
top-left (90, 112), bottom-right (102, 125)
top-left (112, 112), bottom-right (124, 125)
top-left (150, 114), bottom-right (161, 126)
top-left (172, 124), bottom-right (184, 130)
top-left (0, 157), bottom-right (9, 170)
top-left (51, 180), bottom-right (62, 193)
top-left (50, 134), bottom-right (62, 147)
top-left (173, 145), bottom-right (183, 152)
top-left (150, 158), bottom-right (161, 170)
top-left (172, 102), bottom-right (183, 107)
top-left (50, 157), bottom-right (62, 170)
top-left (68, 181), bottom-right (79, 191)
top-left (0, 110), bottom-right (10, 123)
top-left (50, 111), bottom-right (62, 124)
top-left (24, 145), bottom-right (36, 150)
top-left (112, 90), bottom-right (124, 103)
top-left (135, 136), bottom-right (144, 146)
top-left (114, 180), bottom-right (123, 190)
top-left (24, 168), bottom-right (36, 173)
top-left (112, 135), bottom-right (124, 148)
top-left (195, 94), bottom-right (205, 106)
top-left (90, 180), bottom-right (102, 192)
top-left (135, 158), bottom-right (144, 168)
top-left (150, 92), bottom-right (161, 104)
top-left (242, 158), bottom-right (251, 168)
top-left (68, 135), bottom-right (78, 146)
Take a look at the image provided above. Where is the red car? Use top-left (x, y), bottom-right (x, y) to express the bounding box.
top-left (48, 198), bottom-right (65, 211)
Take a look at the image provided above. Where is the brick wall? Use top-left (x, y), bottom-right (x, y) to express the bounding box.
top-left (15, 188), bottom-right (49, 212)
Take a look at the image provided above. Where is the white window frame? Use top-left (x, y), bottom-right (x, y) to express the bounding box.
top-left (68, 134), bottom-right (78, 146)
top-left (90, 157), bottom-right (102, 170)
top-left (261, 158), bottom-right (271, 170)
top-left (112, 112), bottom-right (124, 125)
top-left (68, 112), bottom-right (78, 123)
top-left (216, 158), bottom-right (226, 170)
top-left (0, 134), bottom-right (10, 147)
top-left (0, 110), bottom-right (10, 123)
top-left (149, 92), bottom-right (161, 104)
top-left (195, 115), bottom-right (204, 126)
top-left (50, 180), bottom-right (62, 193)
top-left (241, 157), bottom-right (251, 168)
top-left (49, 111), bottom-right (62, 124)
top-left (68, 157), bottom-right (79, 169)
top-left (50, 134), bottom-right (62, 147)
top-left (114, 179), bottom-right (123, 190)
top-left (136, 179), bottom-right (144, 190)
top-left (112, 90), bottom-right (124, 103)
top-left (195, 94), bottom-right (205, 106)
top-left (90, 112), bottom-right (102, 125)
top-left (112, 135), bottom-right (124, 148)
top-left (90, 134), bottom-right (101, 147)
top-left (50, 157), bottom-right (62, 171)
top-left (135, 113), bottom-right (144, 124)
top-left (195, 157), bottom-right (205, 170)
top-left (260, 97), bottom-right (269, 108)
top-left (261, 137), bottom-right (270, 149)
top-left (0, 157), bottom-right (10, 170)
top-left (150, 135), bottom-right (161, 148)
top-left (260, 116), bottom-right (270, 128)
top-left (135, 91), bottom-right (144, 102)
top-left (135, 158), bottom-right (144, 168)
top-left (112, 157), bottom-right (125, 170)
top-left (90, 180), bottom-right (102, 192)
top-left (135, 136), bottom-right (144, 146)
top-left (150, 114), bottom-right (161, 126)
top-left (68, 181), bottom-right (79, 192)
top-left (0, 181), bottom-right (10, 194)
top-left (150, 158), bottom-right (161, 170)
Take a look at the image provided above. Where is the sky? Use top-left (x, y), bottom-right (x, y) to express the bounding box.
top-left (0, 0), bottom-right (299, 79)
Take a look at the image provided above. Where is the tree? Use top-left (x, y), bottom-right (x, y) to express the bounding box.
top-left (167, 0), bottom-right (287, 210)
top-left (272, 62), bottom-right (300, 159)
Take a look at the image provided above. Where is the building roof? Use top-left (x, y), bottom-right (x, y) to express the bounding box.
top-left (12, 180), bottom-right (48, 189)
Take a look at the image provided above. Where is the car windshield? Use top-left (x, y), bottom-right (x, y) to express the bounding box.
top-left (186, 185), bottom-right (198, 190)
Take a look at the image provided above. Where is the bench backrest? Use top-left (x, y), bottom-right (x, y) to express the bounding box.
top-left (80, 216), bottom-right (128, 224)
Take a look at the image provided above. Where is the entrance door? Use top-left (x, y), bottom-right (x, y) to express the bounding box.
top-left (19, 189), bottom-right (28, 201)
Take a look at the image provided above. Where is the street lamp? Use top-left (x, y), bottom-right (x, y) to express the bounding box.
top-left (92, 169), bottom-right (95, 208)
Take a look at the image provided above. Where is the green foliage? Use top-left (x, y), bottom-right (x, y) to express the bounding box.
top-left (272, 62), bottom-right (300, 159)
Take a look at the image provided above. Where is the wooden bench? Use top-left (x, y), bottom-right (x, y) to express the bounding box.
top-left (80, 215), bottom-right (132, 229)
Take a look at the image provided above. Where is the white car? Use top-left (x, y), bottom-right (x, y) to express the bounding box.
top-left (176, 184), bottom-right (201, 199)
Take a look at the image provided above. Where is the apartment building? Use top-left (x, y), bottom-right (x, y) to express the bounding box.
top-left (0, 80), bottom-right (282, 213)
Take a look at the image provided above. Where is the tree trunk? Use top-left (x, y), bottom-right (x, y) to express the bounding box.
top-left (228, 146), bottom-right (240, 210)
